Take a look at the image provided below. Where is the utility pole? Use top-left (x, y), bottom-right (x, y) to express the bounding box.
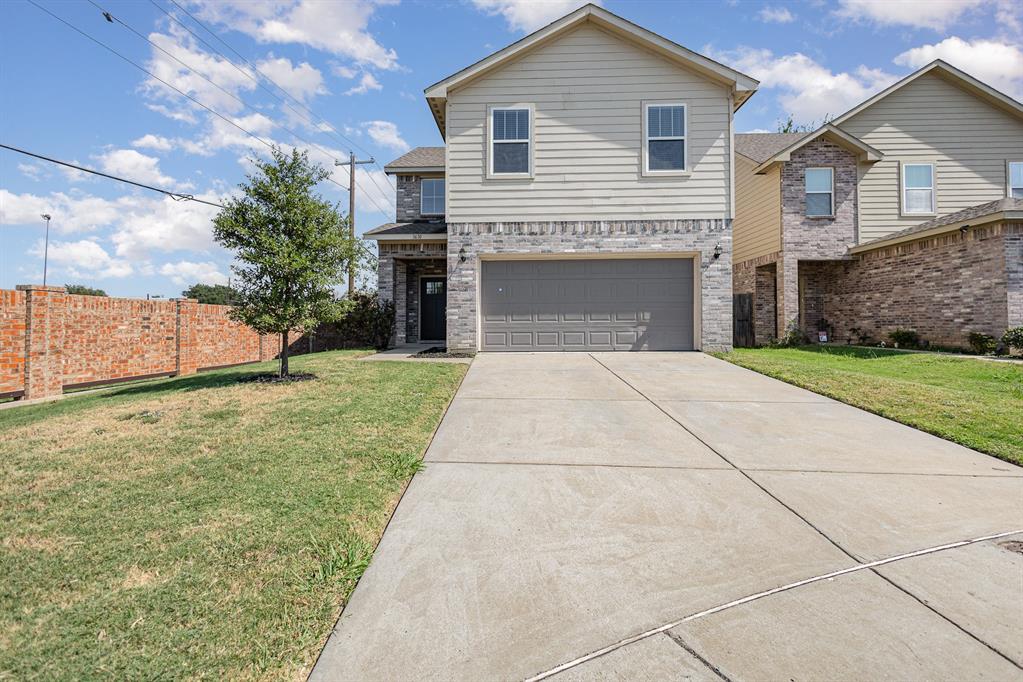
top-left (336, 152), bottom-right (374, 294)
top-left (40, 213), bottom-right (51, 286)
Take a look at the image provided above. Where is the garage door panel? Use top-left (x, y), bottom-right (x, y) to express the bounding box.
top-left (481, 258), bottom-right (694, 352)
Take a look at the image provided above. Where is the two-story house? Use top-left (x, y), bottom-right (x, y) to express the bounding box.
top-left (732, 61), bottom-right (1023, 348)
top-left (365, 4), bottom-right (757, 353)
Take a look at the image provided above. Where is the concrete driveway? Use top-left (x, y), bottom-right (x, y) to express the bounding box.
top-left (311, 352), bottom-right (1023, 681)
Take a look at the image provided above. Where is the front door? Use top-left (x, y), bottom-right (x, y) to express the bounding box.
top-left (420, 277), bottom-right (446, 342)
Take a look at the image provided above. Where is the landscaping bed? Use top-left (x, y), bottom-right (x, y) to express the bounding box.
top-left (716, 346), bottom-right (1023, 467)
top-left (0, 350), bottom-right (466, 679)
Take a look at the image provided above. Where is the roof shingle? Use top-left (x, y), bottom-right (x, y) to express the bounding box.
top-left (734, 132), bottom-right (808, 163)
top-left (384, 147), bottom-right (445, 172)
top-left (858, 198), bottom-right (1023, 249)
top-left (363, 221), bottom-right (448, 238)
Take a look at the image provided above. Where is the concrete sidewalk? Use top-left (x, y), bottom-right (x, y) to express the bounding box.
top-left (311, 352), bottom-right (1023, 681)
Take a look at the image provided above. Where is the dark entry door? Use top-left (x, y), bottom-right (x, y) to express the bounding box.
top-left (420, 277), bottom-right (446, 342)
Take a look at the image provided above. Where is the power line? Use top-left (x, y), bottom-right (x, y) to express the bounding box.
top-left (0, 143), bottom-right (226, 208)
top-left (162, 0), bottom-right (397, 196)
top-left (86, 0), bottom-right (353, 193)
top-left (25, 0), bottom-right (351, 194)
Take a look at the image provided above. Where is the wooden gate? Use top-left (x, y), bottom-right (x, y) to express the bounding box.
top-left (733, 293), bottom-right (755, 348)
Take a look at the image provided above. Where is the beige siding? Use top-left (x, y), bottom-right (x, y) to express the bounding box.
top-left (839, 72), bottom-right (1023, 243)
top-left (445, 24), bottom-right (732, 222)
top-left (733, 154), bottom-right (781, 262)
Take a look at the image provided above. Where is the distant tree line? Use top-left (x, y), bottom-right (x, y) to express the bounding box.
top-left (181, 283), bottom-right (241, 305)
top-left (65, 284), bottom-right (107, 296)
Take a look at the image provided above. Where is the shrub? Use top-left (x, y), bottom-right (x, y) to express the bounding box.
top-left (1003, 327), bottom-right (1023, 352)
top-left (966, 332), bottom-right (997, 355)
top-left (888, 329), bottom-right (921, 349)
top-left (772, 319), bottom-right (807, 347)
top-left (312, 291), bottom-right (396, 351)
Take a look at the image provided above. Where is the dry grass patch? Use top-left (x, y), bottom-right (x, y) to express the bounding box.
top-left (0, 350), bottom-right (466, 680)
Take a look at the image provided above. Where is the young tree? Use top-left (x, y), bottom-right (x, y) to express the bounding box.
top-left (181, 283), bottom-right (240, 305)
top-left (65, 284), bottom-right (107, 296)
top-left (213, 147), bottom-right (358, 377)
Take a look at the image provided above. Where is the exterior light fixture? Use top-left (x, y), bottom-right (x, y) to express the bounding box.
top-left (713, 243), bottom-right (723, 260)
top-left (458, 246), bottom-right (467, 263)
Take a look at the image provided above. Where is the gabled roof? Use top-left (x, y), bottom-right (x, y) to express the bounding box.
top-left (830, 59), bottom-right (1023, 127)
top-left (384, 147), bottom-right (445, 174)
top-left (749, 124), bottom-right (884, 174)
top-left (735, 132), bottom-right (809, 163)
top-left (423, 3), bottom-right (758, 137)
top-left (849, 198), bottom-right (1023, 254)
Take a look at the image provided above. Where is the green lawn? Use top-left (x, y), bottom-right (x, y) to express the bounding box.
top-left (0, 350), bottom-right (466, 680)
top-left (715, 346), bottom-right (1023, 466)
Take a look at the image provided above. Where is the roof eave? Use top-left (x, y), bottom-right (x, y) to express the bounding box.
top-left (848, 210), bottom-right (1022, 254)
top-left (752, 125), bottom-right (883, 174)
top-left (384, 165), bottom-right (445, 175)
top-left (364, 233), bottom-right (449, 242)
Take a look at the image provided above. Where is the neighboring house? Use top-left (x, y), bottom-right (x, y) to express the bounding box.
top-left (364, 4), bottom-right (757, 352)
top-left (733, 61), bottom-right (1023, 348)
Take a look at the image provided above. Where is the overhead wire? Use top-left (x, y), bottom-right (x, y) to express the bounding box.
top-left (1, 143), bottom-right (227, 208)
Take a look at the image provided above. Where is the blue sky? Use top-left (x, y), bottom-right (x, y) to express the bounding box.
top-left (1, 0), bottom-right (1019, 297)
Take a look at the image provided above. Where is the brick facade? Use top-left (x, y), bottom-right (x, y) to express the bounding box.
top-left (446, 219), bottom-right (733, 353)
top-left (376, 241), bottom-right (448, 344)
top-left (395, 174), bottom-right (445, 222)
top-left (0, 287), bottom-right (280, 400)
top-left (808, 223), bottom-right (1021, 348)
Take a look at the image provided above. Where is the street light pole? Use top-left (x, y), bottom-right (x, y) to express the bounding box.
top-left (336, 152), bottom-right (374, 294)
top-left (40, 213), bottom-right (51, 286)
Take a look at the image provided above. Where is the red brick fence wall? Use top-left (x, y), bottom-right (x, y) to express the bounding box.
top-left (0, 285), bottom-right (281, 401)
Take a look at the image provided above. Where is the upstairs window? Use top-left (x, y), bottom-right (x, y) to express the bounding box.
top-left (645, 103), bottom-right (686, 173)
top-left (805, 168), bottom-right (834, 217)
top-left (902, 163), bottom-right (935, 214)
top-left (490, 107), bottom-right (530, 175)
top-left (1010, 162), bottom-right (1023, 199)
top-left (421, 178), bottom-right (445, 215)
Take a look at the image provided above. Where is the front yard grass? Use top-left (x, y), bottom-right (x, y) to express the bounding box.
top-left (715, 346), bottom-right (1023, 466)
top-left (0, 350), bottom-right (466, 680)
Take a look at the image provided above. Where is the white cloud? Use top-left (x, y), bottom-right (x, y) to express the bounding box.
top-left (758, 6), bottom-right (795, 23)
top-left (159, 260), bottom-right (228, 286)
top-left (834, 0), bottom-right (984, 31)
top-left (97, 149), bottom-right (178, 187)
top-left (331, 63), bottom-right (357, 79)
top-left (707, 46), bottom-right (897, 123)
top-left (193, 0), bottom-right (399, 70)
top-left (256, 55), bottom-right (326, 102)
top-left (18, 163), bottom-right (45, 181)
top-left (112, 194), bottom-right (222, 260)
top-left (894, 37), bottom-right (1023, 99)
top-left (30, 239), bottom-right (133, 279)
top-left (1, 189), bottom-right (129, 233)
top-left (471, 0), bottom-right (596, 33)
top-left (132, 134), bottom-right (174, 151)
top-left (361, 120), bottom-right (408, 152)
top-left (740, 128), bottom-right (772, 134)
top-left (345, 72), bottom-right (382, 96)
top-left (145, 103), bottom-right (198, 124)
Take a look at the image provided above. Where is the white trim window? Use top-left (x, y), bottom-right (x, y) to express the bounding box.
top-left (644, 103), bottom-right (686, 172)
top-left (902, 163), bottom-right (935, 214)
top-left (420, 178), bottom-right (445, 215)
top-left (1009, 162), bottom-right (1023, 199)
top-left (490, 107), bottom-right (530, 175)
top-left (805, 167), bottom-right (834, 217)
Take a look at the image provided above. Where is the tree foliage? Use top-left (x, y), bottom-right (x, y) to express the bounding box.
top-left (212, 147), bottom-right (359, 376)
top-left (65, 284), bottom-right (107, 296)
top-left (776, 113), bottom-right (833, 133)
top-left (182, 283), bottom-right (240, 305)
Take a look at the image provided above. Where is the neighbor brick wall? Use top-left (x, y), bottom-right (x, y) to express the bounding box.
top-left (813, 223), bottom-right (1018, 348)
top-left (446, 219), bottom-right (733, 352)
top-left (1, 287), bottom-right (280, 400)
top-left (0, 290), bottom-right (26, 397)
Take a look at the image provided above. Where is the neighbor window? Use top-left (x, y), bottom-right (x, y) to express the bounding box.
top-left (805, 167), bottom-right (834, 216)
top-left (490, 107), bottom-right (530, 175)
top-left (902, 163), bottom-right (935, 214)
top-left (421, 178), bottom-right (445, 215)
top-left (645, 103), bottom-right (686, 172)
top-left (1010, 162), bottom-right (1023, 199)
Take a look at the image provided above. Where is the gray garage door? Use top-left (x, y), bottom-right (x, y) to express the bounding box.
top-left (481, 258), bottom-right (694, 351)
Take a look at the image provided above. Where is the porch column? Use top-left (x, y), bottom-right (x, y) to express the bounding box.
top-left (393, 260), bottom-right (408, 345)
top-left (777, 254), bottom-right (800, 338)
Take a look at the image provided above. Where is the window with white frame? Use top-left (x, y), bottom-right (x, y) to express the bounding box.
top-left (805, 167), bottom-right (834, 217)
top-left (490, 108), bottom-right (530, 175)
top-left (421, 178), bottom-right (445, 215)
top-left (1010, 162), bottom-right (1023, 199)
top-left (645, 103), bottom-right (686, 172)
top-left (902, 163), bottom-right (935, 214)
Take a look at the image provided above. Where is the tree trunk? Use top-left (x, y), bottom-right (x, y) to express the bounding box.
top-left (280, 330), bottom-right (290, 377)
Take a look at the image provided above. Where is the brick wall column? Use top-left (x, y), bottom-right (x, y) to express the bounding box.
top-left (1006, 229), bottom-right (1023, 328)
top-left (19, 285), bottom-right (66, 399)
top-left (777, 254), bottom-right (800, 336)
top-left (175, 298), bottom-right (199, 376)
